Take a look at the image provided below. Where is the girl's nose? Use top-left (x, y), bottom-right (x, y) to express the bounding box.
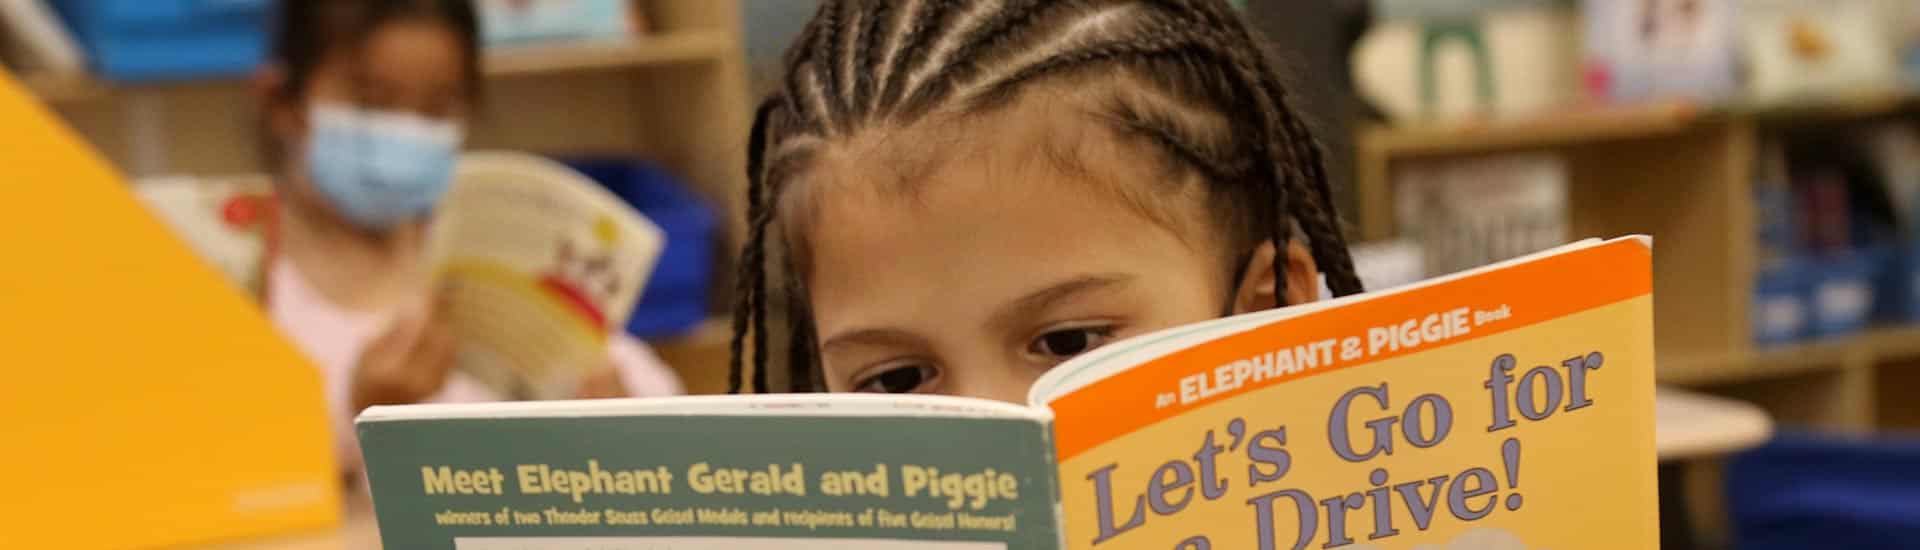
top-left (948, 360), bottom-right (1040, 405)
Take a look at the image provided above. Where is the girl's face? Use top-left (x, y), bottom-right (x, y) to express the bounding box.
top-left (294, 18), bottom-right (471, 133)
top-left (270, 18), bottom-right (472, 227)
top-left (798, 99), bottom-right (1317, 404)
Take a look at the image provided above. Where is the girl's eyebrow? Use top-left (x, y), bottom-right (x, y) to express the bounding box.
top-left (989, 273), bottom-right (1132, 330)
top-left (819, 274), bottom-right (1131, 354)
top-left (820, 327), bottom-right (927, 355)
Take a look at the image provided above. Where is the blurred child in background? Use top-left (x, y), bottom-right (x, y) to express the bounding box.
top-left (255, 0), bottom-right (681, 475)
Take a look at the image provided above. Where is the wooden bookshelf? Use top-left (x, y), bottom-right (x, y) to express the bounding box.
top-left (1355, 92), bottom-right (1920, 434)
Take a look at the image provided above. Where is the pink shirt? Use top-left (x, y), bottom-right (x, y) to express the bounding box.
top-left (266, 258), bottom-right (683, 473)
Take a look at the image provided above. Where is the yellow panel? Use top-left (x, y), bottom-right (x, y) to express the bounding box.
top-left (0, 69), bottom-right (340, 548)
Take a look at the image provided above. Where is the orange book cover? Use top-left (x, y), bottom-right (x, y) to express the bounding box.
top-left (0, 69), bottom-right (340, 548)
top-left (1035, 236), bottom-right (1657, 550)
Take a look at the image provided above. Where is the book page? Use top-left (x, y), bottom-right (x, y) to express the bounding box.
top-left (1040, 238), bottom-right (1657, 550)
top-left (429, 152), bottom-right (665, 400)
top-left (357, 397), bottom-right (1061, 549)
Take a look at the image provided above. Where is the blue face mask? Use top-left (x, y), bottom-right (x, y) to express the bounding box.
top-left (304, 103), bottom-right (463, 229)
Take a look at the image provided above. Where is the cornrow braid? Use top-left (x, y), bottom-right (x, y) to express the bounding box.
top-left (852, 0), bottom-right (889, 111)
top-left (893, 0), bottom-right (1060, 118)
top-left (728, 96), bottom-right (780, 394)
top-left (732, 0), bottom-right (1364, 394)
top-left (875, 0), bottom-right (967, 116)
top-left (783, 257), bottom-right (817, 394)
top-left (811, 0), bottom-right (852, 134)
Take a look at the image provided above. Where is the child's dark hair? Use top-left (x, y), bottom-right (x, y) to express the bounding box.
top-left (262, 0), bottom-right (481, 164)
top-left (731, 0), bottom-right (1365, 393)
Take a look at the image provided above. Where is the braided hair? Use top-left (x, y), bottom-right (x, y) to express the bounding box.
top-left (732, 0), bottom-right (1363, 393)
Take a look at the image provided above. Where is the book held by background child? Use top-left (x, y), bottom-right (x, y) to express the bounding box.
top-left (431, 152), bottom-right (665, 400)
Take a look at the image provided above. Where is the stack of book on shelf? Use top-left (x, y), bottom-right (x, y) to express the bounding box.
top-left (1751, 123), bottom-right (1920, 347)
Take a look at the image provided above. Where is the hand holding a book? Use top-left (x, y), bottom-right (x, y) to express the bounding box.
top-left (350, 299), bottom-right (459, 414)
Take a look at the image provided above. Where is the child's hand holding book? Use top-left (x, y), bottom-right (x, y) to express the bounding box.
top-left (349, 296), bottom-right (459, 414)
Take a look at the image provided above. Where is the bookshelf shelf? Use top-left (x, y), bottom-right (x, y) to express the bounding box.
top-left (1360, 91), bottom-right (1920, 165)
top-left (18, 71), bottom-right (107, 103)
top-left (484, 30), bottom-right (732, 76)
top-left (1358, 102), bottom-right (1705, 160)
top-left (23, 30), bottom-right (735, 104)
top-left (1661, 325), bottom-right (1920, 387)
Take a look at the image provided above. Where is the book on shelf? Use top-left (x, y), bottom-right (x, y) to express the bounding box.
top-left (358, 236), bottom-right (1658, 550)
top-left (1584, 0), bottom-right (1740, 102)
top-left (1394, 153), bottom-right (1570, 277)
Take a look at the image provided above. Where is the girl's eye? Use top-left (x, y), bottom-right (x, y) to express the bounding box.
top-left (1028, 326), bottom-right (1116, 360)
top-left (853, 364), bottom-right (939, 394)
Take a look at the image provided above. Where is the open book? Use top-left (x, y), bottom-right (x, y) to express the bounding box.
top-left (358, 236), bottom-right (1657, 550)
top-left (131, 153), bottom-right (664, 400)
top-left (431, 152), bottom-right (665, 400)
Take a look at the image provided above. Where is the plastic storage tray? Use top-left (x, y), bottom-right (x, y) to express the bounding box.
top-left (564, 158), bottom-right (718, 339)
top-left (51, 0), bottom-right (269, 82)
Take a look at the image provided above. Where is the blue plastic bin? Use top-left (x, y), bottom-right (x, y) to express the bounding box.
top-left (51, 0), bottom-right (269, 82)
top-left (1752, 259), bottom-right (1808, 346)
top-left (563, 158), bottom-right (718, 339)
top-left (1728, 433), bottom-right (1920, 550)
top-left (1805, 249), bottom-right (1882, 338)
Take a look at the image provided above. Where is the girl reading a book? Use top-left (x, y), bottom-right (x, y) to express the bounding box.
top-left (731, 0), bottom-right (1363, 402)
top-left (255, 0), bottom-right (681, 474)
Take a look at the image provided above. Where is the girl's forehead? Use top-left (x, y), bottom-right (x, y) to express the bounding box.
top-left (803, 150), bottom-right (1213, 303)
top-left (797, 132), bottom-right (1233, 350)
top-left (306, 19), bottom-right (469, 99)
top-left (802, 95), bottom-right (1215, 245)
top-left (361, 22), bottom-right (467, 80)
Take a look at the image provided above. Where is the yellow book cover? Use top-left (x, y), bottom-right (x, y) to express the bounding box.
top-left (353, 236), bottom-right (1654, 550)
top-left (0, 69), bottom-right (340, 548)
top-left (1036, 236), bottom-right (1657, 550)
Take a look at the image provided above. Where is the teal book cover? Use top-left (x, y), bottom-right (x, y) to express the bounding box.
top-left (358, 396), bottom-right (1062, 549)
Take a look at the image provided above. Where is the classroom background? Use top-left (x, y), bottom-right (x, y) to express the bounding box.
top-left (4, 0), bottom-right (1919, 548)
